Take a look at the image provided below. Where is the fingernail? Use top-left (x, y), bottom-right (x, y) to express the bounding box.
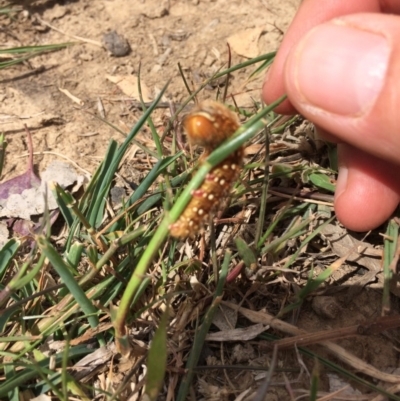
top-left (290, 22), bottom-right (390, 115)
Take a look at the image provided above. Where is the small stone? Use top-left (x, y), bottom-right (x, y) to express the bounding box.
top-left (110, 186), bottom-right (126, 205)
top-left (102, 31), bottom-right (131, 57)
top-left (311, 296), bottom-right (341, 320)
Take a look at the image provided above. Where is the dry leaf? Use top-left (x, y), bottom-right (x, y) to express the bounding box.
top-left (206, 323), bottom-right (268, 342)
top-left (320, 224), bottom-right (381, 272)
top-left (328, 373), bottom-right (361, 396)
top-left (72, 344), bottom-right (116, 381)
top-left (212, 303), bottom-right (237, 331)
top-left (0, 161), bottom-right (83, 220)
top-left (227, 26), bottom-right (264, 58)
top-left (106, 74), bottom-right (152, 102)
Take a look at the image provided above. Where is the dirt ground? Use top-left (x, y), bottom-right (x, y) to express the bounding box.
top-left (2, 0), bottom-right (400, 400)
top-left (1, 0), bottom-right (298, 179)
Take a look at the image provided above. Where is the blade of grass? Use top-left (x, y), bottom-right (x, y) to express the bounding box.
top-left (309, 359), bottom-right (319, 401)
top-left (0, 133), bottom-right (7, 178)
top-left (36, 235), bottom-right (103, 344)
top-left (2, 252), bottom-right (45, 303)
top-left (50, 182), bottom-right (74, 227)
top-left (4, 364), bottom-right (19, 401)
top-left (0, 43), bottom-right (74, 54)
top-left (176, 252), bottom-right (231, 401)
top-left (90, 115), bottom-right (160, 159)
top-left (254, 124), bottom-right (270, 246)
top-left (252, 346), bottom-right (278, 401)
top-left (283, 216), bottom-right (335, 269)
top-left (260, 215), bottom-right (314, 256)
top-left (0, 346), bottom-right (91, 398)
top-left (88, 80), bottom-right (170, 228)
top-left (144, 306), bottom-right (169, 401)
top-left (383, 219), bottom-right (399, 313)
top-left (0, 238), bottom-right (20, 279)
top-left (0, 43), bottom-right (74, 69)
top-left (138, 64), bottom-right (164, 158)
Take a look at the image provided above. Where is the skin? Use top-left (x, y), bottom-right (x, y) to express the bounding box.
top-left (262, 0), bottom-right (400, 231)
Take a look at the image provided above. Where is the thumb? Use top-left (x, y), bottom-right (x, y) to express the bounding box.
top-left (284, 13), bottom-right (400, 166)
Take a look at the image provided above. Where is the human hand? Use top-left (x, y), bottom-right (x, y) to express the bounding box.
top-left (262, 0), bottom-right (400, 231)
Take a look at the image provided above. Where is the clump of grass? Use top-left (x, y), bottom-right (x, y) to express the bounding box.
top-left (0, 43), bottom-right (75, 69)
top-left (1, 48), bottom-right (399, 401)
top-left (0, 3), bottom-right (22, 17)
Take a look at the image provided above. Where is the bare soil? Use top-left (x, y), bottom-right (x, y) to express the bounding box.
top-left (1, 0), bottom-right (297, 178)
top-left (2, 0), bottom-right (400, 400)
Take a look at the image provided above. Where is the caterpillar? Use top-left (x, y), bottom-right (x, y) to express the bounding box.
top-left (169, 100), bottom-right (244, 239)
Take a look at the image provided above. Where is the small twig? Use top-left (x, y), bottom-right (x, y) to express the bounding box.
top-left (222, 43), bottom-right (232, 103)
top-left (36, 17), bottom-right (104, 47)
top-left (148, 33), bottom-right (159, 56)
top-left (96, 97), bottom-right (105, 119)
top-left (253, 345), bottom-right (278, 401)
top-left (23, 124), bottom-right (34, 174)
top-left (255, 123), bottom-right (270, 246)
top-left (16, 151), bottom-right (91, 176)
top-left (222, 301), bottom-right (400, 384)
top-left (58, 87), bottom-right (84, 106)
top-left (268, 188), bottom-right (334, 206)
top-left (272, 314), bottom-right (400, 349)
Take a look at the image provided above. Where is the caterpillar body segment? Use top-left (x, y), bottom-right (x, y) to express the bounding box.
top-left (169, 149), bottom-right (244, 239)
top-left (169, 100), bottom-right (244, 240)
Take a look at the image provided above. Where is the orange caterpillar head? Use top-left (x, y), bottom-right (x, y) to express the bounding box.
top-left (183, 100), bottom-right (240, 150)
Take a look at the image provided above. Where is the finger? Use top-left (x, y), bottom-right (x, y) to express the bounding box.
top-left (380, 0), bottom-right (400, 13)
top-left (262, 0), bottom-right (380, 114)
top-left (284, 13), bottom-right (400, 165)
top-left (334, 144), bottom-right (400, 232)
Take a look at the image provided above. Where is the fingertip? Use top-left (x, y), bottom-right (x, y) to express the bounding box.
top-left (281, 13), bottom-right (400, 165)
top-left (334, 145), bottom-right (400, 231)
top-left (334, 182), bottom-right (398, 232)
top-left (262, 67), bottom-right (297, 114)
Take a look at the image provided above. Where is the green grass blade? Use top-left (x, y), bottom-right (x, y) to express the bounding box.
top-left (36, 236), bottom-right (101, 334)
top-left (64, 241), bottom-right (84, 270)
top-left (0, 43), bottom-right (74, 54)
top-left (176, 252), bottom-right (231, 401)
top-left (310, 359), bottom-right (319, 401)
top-left (0, 133), bottom-right (7, 178)
top-left (144, 307), bottom-right (168, 400)
top-left (383, 219), bottom-right (399, 312)
top-left (4, 364), bottom-right (19, 401)
top-left (50, 182), bottom-right (74, 227)
top-left (235, 237), bottom-right (257, 270)
top-left (7, 253), bottom-right (45, 291)
top-left (126, 153), bottom-right (182, 209)
top-left (283, 216), bottom-right (335, 269)
top-left (136, 171), bottom-right (189, 216)
top-left (0, 43), bottom-right (74, 69)
top-left (138, 64), bottom-right (164, 158)
top-left (0, 346), bottom-right (91, 398)
top-left (308, 172), bottom-right (336, 192)
top-left (0, 238), bottom-right (20, 279)
top-left (88, 80), bottom-right (170, 228)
